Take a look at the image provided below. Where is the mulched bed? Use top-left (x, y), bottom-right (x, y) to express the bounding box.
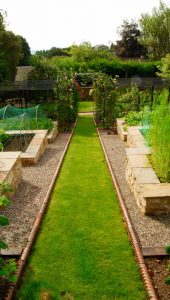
top-left (145, 257), bottom-right (170, 300)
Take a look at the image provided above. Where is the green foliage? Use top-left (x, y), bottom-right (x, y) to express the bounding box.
top-left (0, 182), bottom-right (16, 283)
top-left (148, 92), bottom-right (170, 182)
top-left (125, 111), bottom-right (143, 126)
top-left (0, 195), bottom-right (10, 207)
top-left (165, 276), bottom-right (170, 285)
top-left (69, 42), bottom-right (114, 62)
top-left (0, 51), bottom-right (9, 81)
top-left (93, 73), bottom-right (118, 128)
top-left (0, 30), bottom-right (22, 80)
top-left (0, 117), bottom-right (53, 132)
top-left (157, 54), bottom-right (170, 79)
top-left (50, 55), bottom-right (158, 77)
top-left (139, 1), bottom-right (170, 60)
top-left (28, 56), bottom-right (59, 79)
top-left (18, 35), bottom-right (31, 66)
top-left (54, 71), bottom-right (78, 130)
top-left (0, 215), bottom-right (9, 226)
top-left (36, 47), bottom-right (71, 58)
top-left (0, 129), bottom-right (9, 150)
top-left (165, 245), bottom-right (170, 255)
top-left (0, 240), bottom-right (8, 249)
top-left (0, 257), bottom-right (17, 282)
top-left (42, 102), bottom-right (58, 119)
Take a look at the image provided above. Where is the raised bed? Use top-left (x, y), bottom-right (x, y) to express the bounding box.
top-left (6, 130), bottom-right (48, 165)
top-left (116, 119), bottom-right (127, 141)
top-left (0, 151), bottom-right (22, 192)
top-left (116, 119), bottom-right (170, 215)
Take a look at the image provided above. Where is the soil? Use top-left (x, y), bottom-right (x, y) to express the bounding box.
top-left (3, 134), bottom-right (34, 152)
top-left (145, 257), bottom-right (170, 300)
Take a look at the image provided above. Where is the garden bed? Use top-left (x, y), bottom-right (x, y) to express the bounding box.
top-left (5, 130), bottom-right (48, 165)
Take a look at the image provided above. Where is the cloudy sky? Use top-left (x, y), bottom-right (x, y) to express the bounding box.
top-left (1, 0), bottom-right (170, 51)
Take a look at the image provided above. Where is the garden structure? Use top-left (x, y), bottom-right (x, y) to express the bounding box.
top-left (0, 83), bottom-right (170, 300)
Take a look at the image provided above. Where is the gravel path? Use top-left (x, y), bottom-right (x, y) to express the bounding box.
top-left (1, 133), bottom-right (70, 248)
top-left (99, 130), bottom-right (170, 248)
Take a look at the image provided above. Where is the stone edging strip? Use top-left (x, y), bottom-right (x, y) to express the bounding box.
top-left (5, 119), bottom-right (78, 300)
top-left (96, 127), bottom-right (158, 300)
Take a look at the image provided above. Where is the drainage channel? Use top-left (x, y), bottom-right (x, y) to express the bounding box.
top-left (1, 116), bottom-right (163, 300)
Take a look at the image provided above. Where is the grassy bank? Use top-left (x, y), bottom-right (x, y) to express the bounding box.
top-left (16, 116), bottom-right (146, 300)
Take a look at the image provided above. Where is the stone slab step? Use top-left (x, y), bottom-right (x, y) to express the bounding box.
top-left (126, 147), bottom-right (151, 155)
top-left (142, 247), bottom-right (168, 257)
top-left (133, 167), bottom-right (160, 184)
top-left (127, 154), bottom-right (151, 168)
top-left (0, 247), bottom-right (22, 256)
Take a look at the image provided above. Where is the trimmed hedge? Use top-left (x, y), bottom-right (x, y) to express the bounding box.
top-left (52, 57), bottom-right (159, 78)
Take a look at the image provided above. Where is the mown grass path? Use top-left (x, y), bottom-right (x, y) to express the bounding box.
top-left (16, 116), bottom-right (146, 300)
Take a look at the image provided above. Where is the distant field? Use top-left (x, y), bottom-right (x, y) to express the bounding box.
top-left (79, 101), bottom-right (94, 112)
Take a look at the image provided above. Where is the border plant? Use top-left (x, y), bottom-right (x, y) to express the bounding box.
top-left (55, 71), bottom-right (78, 131)
top-left (0, 182), bottom-right (17, 283)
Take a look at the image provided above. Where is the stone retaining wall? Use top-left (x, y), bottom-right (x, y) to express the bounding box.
top-left (116, 119), bottom-right (170, 215)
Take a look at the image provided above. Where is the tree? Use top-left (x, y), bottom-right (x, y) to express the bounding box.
top-left (114, 20), bottom-right (146, 58)
top-left (0, 11), bottom-right (23, 80)
top-left (18, 36), bottom-right (31, 66)
top-left (0, 30), bottom-right (22, 80)
top-left (139, 1), bottom-right (170, 60)
top-left (0, 10), bottom-right (6, 32)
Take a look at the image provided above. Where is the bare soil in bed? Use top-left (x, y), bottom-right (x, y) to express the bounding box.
top-left (4, 134), bottom-right (34, 152)
top-left (145, 257), bottom-right (170, 300)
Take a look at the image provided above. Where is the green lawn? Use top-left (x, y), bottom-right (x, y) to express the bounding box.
top-left (78, 101), bottom-right (94, 112)
top-left (16, 116), bottom-right (146, 300)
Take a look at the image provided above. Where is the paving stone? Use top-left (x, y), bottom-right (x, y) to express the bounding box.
top-left (0, 151), bottom-right (21, 159)
top-left (133, 167), bottom-right (160, 184)
top-left (126, 147), bottom-right (151, 155)
top-left (0, 247), bottom-right (22, 256)
top-left (127, 154), bottom-right (151, 168)
top-left (142, 247), bottom-right (167, 256)
top-left (0, 158), bottom-right (16, 172)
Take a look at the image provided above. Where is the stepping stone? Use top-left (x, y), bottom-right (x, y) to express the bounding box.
top-left (127, 154), bottom-right (151, 168)
top-left (126, 147), bottom-right (151, 155)
top-left (0, 247), bottom-right (22, 256)
top-left (133, 168), bottom-right (160, 184)
top-left (142, 247), bottom-right (168, 257)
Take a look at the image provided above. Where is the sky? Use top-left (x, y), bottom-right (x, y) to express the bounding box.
top-left (1, 0), bottom-right (170, 52)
